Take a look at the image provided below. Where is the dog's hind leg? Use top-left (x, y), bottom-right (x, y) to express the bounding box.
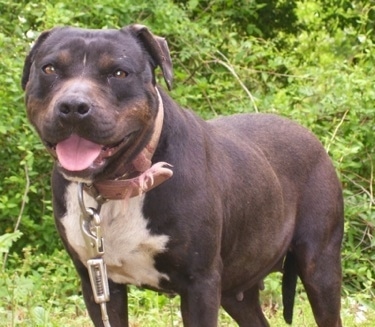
top-left (221, 285), bottom-right (269, 327)
top-left (293, 241), bottom-right (343, 327)
top-left (282, 251), bottom-right (298, 324)
top-left (292, 160), bottom-right (344, 327)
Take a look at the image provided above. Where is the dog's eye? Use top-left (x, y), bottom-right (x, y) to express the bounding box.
top-left (42, 64), bottom-right (57, 75)
top-left (113, 69), bottom-right (128, 79)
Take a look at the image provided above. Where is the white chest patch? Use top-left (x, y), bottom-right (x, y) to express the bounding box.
top-left (61, 183), bottom-right (170, 288)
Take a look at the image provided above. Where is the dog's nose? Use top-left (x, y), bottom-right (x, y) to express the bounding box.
top-left (56, 98), bottom-right (91, 119)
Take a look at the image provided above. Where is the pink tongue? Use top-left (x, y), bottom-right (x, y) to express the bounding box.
top-left (56, 134), bottom-right (102, 171)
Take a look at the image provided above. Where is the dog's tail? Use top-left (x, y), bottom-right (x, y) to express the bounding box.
top-left (282, 251), bottom-right (298, 324)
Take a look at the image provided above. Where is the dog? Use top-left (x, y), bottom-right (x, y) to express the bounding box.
top-left (22, 25), bottom-right (344, 327)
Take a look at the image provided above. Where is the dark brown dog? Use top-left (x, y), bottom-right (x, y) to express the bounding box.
top-left (22, 25), bottom-right (344, 326)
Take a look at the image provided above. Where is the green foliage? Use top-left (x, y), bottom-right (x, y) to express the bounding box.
top-left (0, 0), bottom-right (374, 323)
top-left (0, 248), bottom-right (86, 326)
top-left (0, 232), bottom-right (22, 257)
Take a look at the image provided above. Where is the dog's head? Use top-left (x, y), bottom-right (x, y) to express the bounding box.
top-left (22, 25), bottom-right (173, 181)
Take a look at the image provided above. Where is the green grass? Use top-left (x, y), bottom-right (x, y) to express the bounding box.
top-left (1, 251), bottom-right (374, 327)
top-left (2, 291), bottom-right (375, 326)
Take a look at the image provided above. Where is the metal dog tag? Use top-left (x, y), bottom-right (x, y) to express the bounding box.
top-left (87, 258), bottom-right (110, 303)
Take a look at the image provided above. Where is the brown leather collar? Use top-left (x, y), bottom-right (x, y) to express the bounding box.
top-left (84, 88), bottom-right (173, 201)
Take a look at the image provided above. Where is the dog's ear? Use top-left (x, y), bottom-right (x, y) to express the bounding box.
top-left (21, 29), bottom-right (57, 90)
top-left (128, 24), bottom-right (173, 91)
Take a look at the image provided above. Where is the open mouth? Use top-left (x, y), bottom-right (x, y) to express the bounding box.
top-left (47, 134), bottom-right (125, 172)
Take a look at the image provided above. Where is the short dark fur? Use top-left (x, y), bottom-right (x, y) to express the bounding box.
top-left (23, 25), bottom-right (344, 327)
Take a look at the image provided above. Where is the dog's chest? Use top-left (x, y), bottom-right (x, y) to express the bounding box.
top-left (61, 183), bottom-right (169, 288)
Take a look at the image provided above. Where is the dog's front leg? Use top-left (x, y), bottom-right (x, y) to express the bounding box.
top-left (78, 263), bottom-right (129, 327)
top-left (180, 271), bottom-right (221, 327)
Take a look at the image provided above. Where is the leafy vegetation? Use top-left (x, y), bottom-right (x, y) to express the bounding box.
top-left (0, 0), bottom-right (374, 325)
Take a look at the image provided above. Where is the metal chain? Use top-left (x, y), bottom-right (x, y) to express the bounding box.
top-left (78, 183), bottom-right (111, 327)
